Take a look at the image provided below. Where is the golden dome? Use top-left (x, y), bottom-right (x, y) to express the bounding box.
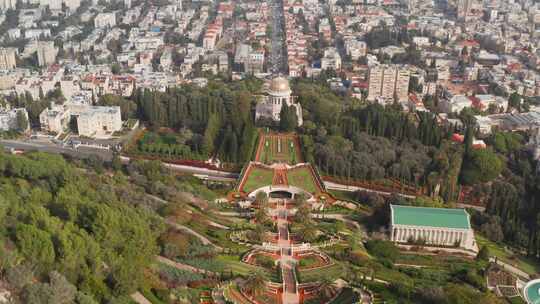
top-left (270, 76), bottom-right (290, 92)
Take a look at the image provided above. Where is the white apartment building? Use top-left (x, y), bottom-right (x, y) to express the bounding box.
top-left (0, 108), bottom-right (29, 132)
top-left (75, 105), bottom-right (122, 137)
top-left (344, 40), bottom-right (367, 60)
top-left (25, 28), bottom-right (52, 40)
top-left (246, 50), bottom-right (264, 74)
top-left (40, 104), bottom-right (122, 137)
top-left (412, 36), bottom-right (430, 47)
top-left (368, 65), bottom-right (410, 103)
top-left (0, 48), bottom-right (16, 70)
top-left (64, 0), bottom-right (81, 11)
top-left (94, 12), bottom-right (117, 28)
top-left (440, 94), bottom-right (508, 113)
top-left (202, 32), bottom-right (217, 51)
top-left (40, 0), bottom-right (62, 10)
top-left (36, 41), bottom-right (57, 67)
top-left (39, 104), bottom-right (70, 134)
top-left (0, 0), bottom-right (16, 10)
top-left (321, 47), bottom-right (342, 71)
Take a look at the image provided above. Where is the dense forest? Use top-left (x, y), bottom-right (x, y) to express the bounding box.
top-left (133, 79), bottom-right (260, 163)
top-left (103, 78), bottom-right (261, 164)
top-left (0, 150), bottom-right (168, 303)
top-left (471, 133), bottom-right (540, 259)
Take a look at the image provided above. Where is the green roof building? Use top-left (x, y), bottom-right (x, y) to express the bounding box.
top-left (524, 279), bottom-right (540, 304)
top-left (390, 204), bottom-right (477, 252)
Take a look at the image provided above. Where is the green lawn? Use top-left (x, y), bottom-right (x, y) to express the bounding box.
top-left (507, 296), bottom-right (527, 304)
top-left (329, 288), bottom-right (359, 304)
top-left (224, 283), bottom-right (252, 304)
top-left (476, 235), bottom-right (540, 275)
top-left (242, 166), bottom-right (274, 193)
top-left (296, 263), bottom-right (343, 283)
top-left (215, 255), bottom-right (281, 282)
top-left (298, 255), bottom-right (323, 269)
top-left (259, 136), bottom-right (298, 165)
top-left (287, 167), bottom-right (319, 194)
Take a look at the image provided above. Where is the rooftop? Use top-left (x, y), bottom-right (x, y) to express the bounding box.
top-left (524, 279), bottom-right (540, 304)
top-left (391, 204), bottom-right (471, 230)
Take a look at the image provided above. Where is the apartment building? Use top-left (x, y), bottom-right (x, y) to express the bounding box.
top-left (321, 47), bottom-right (342, 71)
top-left (94, 13), bottom-right (117, 28)
top-left (0, 48), bottom-right (16, 70)
top-left (0, 0), bottom-right (16, 10)
top-left (0, 108), bottom-right (29, 132)
top-left (40, 104), bottom-right (122, 137)
top-left (367, 65), bottom-right (410, 103)
top-left (36, 41), bottom-right (57, 67)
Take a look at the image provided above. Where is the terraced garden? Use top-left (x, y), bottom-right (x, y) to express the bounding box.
top-left (287, 166), bottom-right (321, 194)
top-left (256, 132), bottom-right (303, 165)
top-left (241, 165), bottom-right (275, 193)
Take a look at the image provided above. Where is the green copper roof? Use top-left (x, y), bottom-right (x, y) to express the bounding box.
top-left (524, 280), bottom-right (540, 304)
top-left (391, 205), bottom-right (471, 230)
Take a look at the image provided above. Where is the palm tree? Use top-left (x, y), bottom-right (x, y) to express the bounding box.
top-left (255, 191), bottom-right (268, 206)
top-left (254, 205), bottom-right (270, 226)
top-left (295, 201), bottom-right (311, 224)
top-left (244, 271), bottom-right (267, 297)
top-left (318, 278), bottom-right (337, 300)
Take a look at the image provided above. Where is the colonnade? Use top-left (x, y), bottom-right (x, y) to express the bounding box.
top-left (391, 226), bottom-right (467, 247)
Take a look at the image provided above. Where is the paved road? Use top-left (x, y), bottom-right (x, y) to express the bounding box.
top-left (268, 0), bottom-right (287, 73)
top-left (3, 139), bottom-right (421, 200)
top-left (0, 138), bottom-right (238, 179)
top-left (324, 181), bottom-right (417, 199)
top-left (130, 292), bottom-right (152, 304)
top-left (165, 218), bottom-right (223, 250)
top-left (156, 255), bottom-right (217, 275)
top-left (311, 213), bottom-right (361, 229)
top-left (1, 139), bottom-right (113, 160)
top-left (489, 257), bottom-right (531, 280)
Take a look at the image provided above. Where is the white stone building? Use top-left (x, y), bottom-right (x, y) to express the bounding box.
top-left (94, 13), bottom-right (117, 28)
top-left (255, 77), bottom-right (303, 126)
top-left (344, 40), bottom-right (367, 61)
top-left (0, 0), bottom-right (16, 10)
top-left (390, 204), bottom-right (477, 252)
top-left (40, 104), bottom-right (122, 137)
top-left (321, 47), bottom-right (342, 71)
top-left (0, 108), bottom-right (29, 131)
top-left (368, 65), bottom-right (410, 103)
top-left (36, 41), bottom-right (57, 67)
top-left (0, 48), bottom-right (16, 70)
top-left (74, 105), bottom-right (122, 137)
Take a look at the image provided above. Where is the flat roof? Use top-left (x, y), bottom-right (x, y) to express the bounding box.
top-left (391, 204), bottom-right (471, 230)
